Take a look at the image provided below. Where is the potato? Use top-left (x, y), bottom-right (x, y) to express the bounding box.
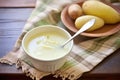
top-left (82, 0), bottom-right (120, 24)
top-left (75, 15), bottom-right (104, 31)
top-left (68, 4), bottom-right (83, 20)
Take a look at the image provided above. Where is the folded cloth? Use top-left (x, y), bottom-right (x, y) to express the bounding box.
top-left (0, 0), bottom-right (120, 80)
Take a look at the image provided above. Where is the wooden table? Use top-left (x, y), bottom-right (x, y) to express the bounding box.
top-left (0, 0), bottom-right (120, 80)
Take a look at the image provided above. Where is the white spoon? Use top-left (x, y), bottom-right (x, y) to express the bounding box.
top-left (61, 18), bottom-right (95, 47)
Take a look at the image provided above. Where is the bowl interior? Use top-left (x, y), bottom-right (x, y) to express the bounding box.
top-left (22, 25), bottom-right (73, 61)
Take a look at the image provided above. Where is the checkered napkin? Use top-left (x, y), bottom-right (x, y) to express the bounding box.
top-left (0, 0), bottom-right (120, 80)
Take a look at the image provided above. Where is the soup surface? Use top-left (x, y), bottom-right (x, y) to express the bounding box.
top-left (26, 32), bottom-right (70, 60)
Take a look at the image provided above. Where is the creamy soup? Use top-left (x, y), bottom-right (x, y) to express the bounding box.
top-left (26, 32), bottom-right (70, 60)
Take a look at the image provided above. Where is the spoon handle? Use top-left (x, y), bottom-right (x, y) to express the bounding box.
top-left (62, 18), bottom-right (95, 47)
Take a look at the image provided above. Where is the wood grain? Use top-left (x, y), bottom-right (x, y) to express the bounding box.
top-left (0, 0), bottom-right (36, 8)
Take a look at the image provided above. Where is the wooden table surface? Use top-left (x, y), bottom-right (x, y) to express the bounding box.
top-left (0, 0), bottom-right (120, 80)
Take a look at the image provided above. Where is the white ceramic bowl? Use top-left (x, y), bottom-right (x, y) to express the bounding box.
top-left (22, 25), bottom-right (73, 72)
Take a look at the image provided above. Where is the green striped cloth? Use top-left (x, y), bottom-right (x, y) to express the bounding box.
top-left (0, 0), bottom-right (120, 80)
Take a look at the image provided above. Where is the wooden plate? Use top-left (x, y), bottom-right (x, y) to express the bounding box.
top-left (61, 0), bottom-right (120, 37)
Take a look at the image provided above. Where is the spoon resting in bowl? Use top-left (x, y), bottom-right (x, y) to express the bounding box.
top-left (61, 18), bottom-right (95, 47)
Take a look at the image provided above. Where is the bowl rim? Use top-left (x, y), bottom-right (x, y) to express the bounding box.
top-left (22, 25), bottom-right (74, 62)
